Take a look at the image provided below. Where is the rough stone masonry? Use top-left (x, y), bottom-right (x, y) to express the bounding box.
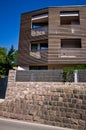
top-left (0, 70), bottom-right (86, 130)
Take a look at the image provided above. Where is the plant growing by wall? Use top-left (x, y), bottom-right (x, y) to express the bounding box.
top-left (63, 65), bottom-right (86, 82)
top-left (63, 67), bottom-right (74, 82)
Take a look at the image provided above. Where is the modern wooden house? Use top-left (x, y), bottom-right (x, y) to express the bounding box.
top-left (18, 6), bottom-right (86, 70)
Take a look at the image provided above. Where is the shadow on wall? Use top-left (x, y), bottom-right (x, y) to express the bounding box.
top-left (0, 77), bottom-right (8, 99)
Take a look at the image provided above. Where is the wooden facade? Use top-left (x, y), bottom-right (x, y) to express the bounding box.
top-left (18, 6), bottom-right (86, 70)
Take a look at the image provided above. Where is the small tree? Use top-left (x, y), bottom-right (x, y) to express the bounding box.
top-left (0, 45), bottom-right (18, 77)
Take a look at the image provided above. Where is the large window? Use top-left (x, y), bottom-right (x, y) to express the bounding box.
top-left (61, 39), bottom-right (81, 48)
top-left (31, 40), bottom-right (48, 51)
top-left (29, 66), bottom-right (48, 70)
top-left (40, 43), bottom-right (48, 50)
top-left (60, 11), bottom-right (80, 25)
top-left (31, 43), bottom-right (38, 51)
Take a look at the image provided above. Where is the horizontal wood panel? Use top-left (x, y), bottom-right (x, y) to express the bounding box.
top-left (18, 6), bottom-right (86, 67)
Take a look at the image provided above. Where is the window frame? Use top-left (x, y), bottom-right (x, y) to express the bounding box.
top-left (61, 38), bottom-right (82, 48)
top-left (60, 11), bottom-right (80, 25)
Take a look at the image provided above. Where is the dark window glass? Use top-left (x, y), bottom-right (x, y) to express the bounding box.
top-left (31, 44), bottom-right (38, 51)
top-left (60, 11), bottom-right (80, 25)
top-left (40, 43), bottom-right (48, 50)
top-left (29, 66), bottom-right (48, 70)
top-left (61, 39), bottom-right (81, 48)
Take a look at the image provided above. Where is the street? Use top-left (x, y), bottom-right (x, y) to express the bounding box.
top-left (0, 118), bottom-right (75, 130)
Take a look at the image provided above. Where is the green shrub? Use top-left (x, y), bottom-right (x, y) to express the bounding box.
top-left (63, 65), bottom-right (86, 82)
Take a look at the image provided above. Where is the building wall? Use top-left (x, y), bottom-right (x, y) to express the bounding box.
top-left (0, 70), bottom-right (86, 130)
top-left (17, 6), bottom-right (86, 68)
top-left (18, 8), bottom-right (48, 67)
top-left (48, 6), bottom-right (86, 65)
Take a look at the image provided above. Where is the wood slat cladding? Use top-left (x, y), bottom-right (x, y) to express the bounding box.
top-left (18, 6), bottom-right (86, 69)
top-left (48, 6), bottom-right (86, 67)
top-left (18, 8), bottom-right (48, 67)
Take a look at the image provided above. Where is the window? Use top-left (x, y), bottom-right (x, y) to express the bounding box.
top-left (31, 40), bottom-right (48, 51)
top-left (29, 66), bottom-right (48, 70)
top-left (60, 11), bottom-right (80, 25)
top-left (40, 43), bottom-right (48, 50)
top-left (31, 43), bottom-right (38, 51)
top-left (61, 39), bottom-right (81, 48)
top-left (32, 25), bottom-right (41, 29)
top-left (32, 13), bottom-right (48, 29)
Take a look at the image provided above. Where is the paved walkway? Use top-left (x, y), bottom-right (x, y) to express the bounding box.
top-left (0, 118), bottom-right (75, 130)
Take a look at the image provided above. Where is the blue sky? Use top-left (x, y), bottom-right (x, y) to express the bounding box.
top-left (0, 0), bottom-right (86, 50)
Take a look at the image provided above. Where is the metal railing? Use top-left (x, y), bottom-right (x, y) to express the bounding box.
top-left (16, 70), bottom-right (63, 82)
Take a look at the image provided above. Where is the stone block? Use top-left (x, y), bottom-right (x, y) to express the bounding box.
top-left (71, 118), bottom-right (78, 125)
top-left (79, 95), bottom-right (84, 100)
top-left (78, 125), bottom-right (85, 130)
top-left (82, 115), bottom-right (86, 120)
top-left (82, 100), bottom-right (86, 105)
top-left (0, 111), bottom-right (4, 116)
top-left (63, 118), bottom-right (71, 123)
top-left (79, 120), bottom-right (86, 126)
top-left (81, 105), bottom-right (86, 110)
top-left (71, 124), bottom-right (78, 129)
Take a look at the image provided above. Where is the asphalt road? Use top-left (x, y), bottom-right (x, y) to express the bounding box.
top-left (0, 118), bottom-right (75, 130)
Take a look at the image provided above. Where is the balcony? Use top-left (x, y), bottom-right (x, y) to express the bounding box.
top-left (60, 48), bottom-right (84, 58)
top-left (59, 39), bottom-right (85, 58)
top-left (28, 47), bottom-right (86, 65)
top-left (60, 11), bottom-right (80, 25)
top-left (31, 13), bottom-right (48, 36)
top-left (48, 46), bottom-right (86, 64)
top-left (29, 49), bottom-right (48, 65)
top-left (29, 40), bottom-right (48, 64)
top-left (49, 25), bottom-right (86, 36)
top-left (31, 26), bottom-right (48, 36)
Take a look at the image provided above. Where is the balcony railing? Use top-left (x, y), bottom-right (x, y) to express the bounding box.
top-left (60, 49), bottom-right (85, 58)
top-left (28, 48), bottom-right (86, 65)
top-left (29, 49), bottom-right (48, 64)
top-left (31, 26), bottom-right (48, 36)
top-left (31, 25), bottom-right (86, 36)
top-left (49, 25), bottom-right (86, 36)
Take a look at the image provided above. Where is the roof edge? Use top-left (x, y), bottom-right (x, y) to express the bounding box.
top-left (21, 5), bottom-right (86, 15)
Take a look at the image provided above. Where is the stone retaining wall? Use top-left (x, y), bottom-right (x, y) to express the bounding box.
top-left (0, 70), bottom-right (86, 130)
